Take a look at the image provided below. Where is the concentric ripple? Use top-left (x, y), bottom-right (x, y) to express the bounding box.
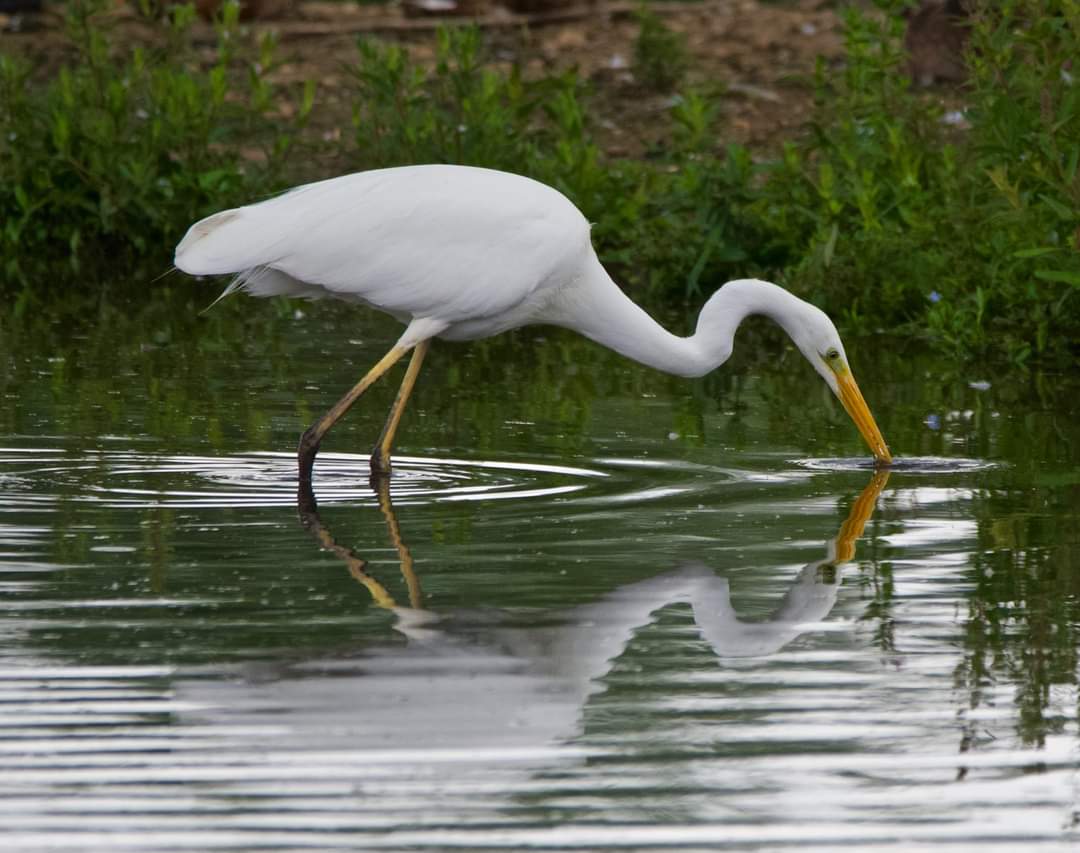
top-left (1, 437), bottom-right (1074, 851)
top-left (1, 446), bottom-right (795, 514)
top-left (795, 455), bottom-right (996, 474)
top-left (3, 446), bottom-right (997, 514)
top-left (0, 448), bottom-right (613, 510)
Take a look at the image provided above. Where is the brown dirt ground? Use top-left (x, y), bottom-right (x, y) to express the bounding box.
top-left (1, 0), bottom-right (852, 160)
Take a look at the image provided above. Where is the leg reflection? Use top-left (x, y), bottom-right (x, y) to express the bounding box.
top-left (297, 472), bottom-right (423, 610)
top-left (372, 475), bottom-right (423, 609)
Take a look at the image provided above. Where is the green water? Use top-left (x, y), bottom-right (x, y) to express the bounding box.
top-left (1, 290), bottom-right (1078, 850)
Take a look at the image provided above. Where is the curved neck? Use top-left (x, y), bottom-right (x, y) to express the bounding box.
top-left (551, 256), bottom-right (806, 378)
top-left (695, 278), bottom-right (814, 363)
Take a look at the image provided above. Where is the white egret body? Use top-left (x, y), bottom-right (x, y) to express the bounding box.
top-left (175, 165), bottom-right (891, 479)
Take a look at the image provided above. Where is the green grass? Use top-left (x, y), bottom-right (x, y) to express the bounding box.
top-left (0, 0), bottom-right (313, 293)
top-left (632, 3), bottom-right (689, 92)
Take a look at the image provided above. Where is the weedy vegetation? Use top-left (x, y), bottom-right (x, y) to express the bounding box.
top-left (0, 0), bottom-right (313, 294)
top-left (758, 0), bottom-right (1080, 362)
top-left (1, 0), bottom-right (1077, 361)
top-left (632, 4), bottom-right (690, 92)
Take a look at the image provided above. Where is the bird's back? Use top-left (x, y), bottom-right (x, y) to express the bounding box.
top-left (175, 165), bottom-right (593, 333)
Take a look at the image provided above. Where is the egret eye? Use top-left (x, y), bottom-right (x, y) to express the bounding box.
top-left (825, 348), bottom-right (840, 361)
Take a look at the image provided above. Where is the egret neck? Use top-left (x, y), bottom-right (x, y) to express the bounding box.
top-left (548, 254), bottom-right (892, 463)
top-left (552, 254), bottom-right (816, 380)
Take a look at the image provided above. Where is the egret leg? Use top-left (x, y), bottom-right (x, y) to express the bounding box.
top-left (298, 345), bottom-right (410, 484)
top-left (369, 339), bottom-right (431, 479)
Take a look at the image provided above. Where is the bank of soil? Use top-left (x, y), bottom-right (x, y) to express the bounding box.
top-left (2, 1), bottom-right (850, 160)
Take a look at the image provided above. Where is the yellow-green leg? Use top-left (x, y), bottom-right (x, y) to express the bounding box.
top-left (297, 345), bottom-right (410, 484)
top-left (369, 339), bottom-right (431, 479)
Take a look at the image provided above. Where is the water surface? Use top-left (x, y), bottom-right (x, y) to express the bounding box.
top-left (1, 295), bottom-right (1078, 850)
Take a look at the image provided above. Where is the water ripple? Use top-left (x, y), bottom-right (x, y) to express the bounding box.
top-left (0, 448), bottom-right (612, 510)
top-left (0, 448), bottom-right (782, 511)
top-left (1, 443), bottom-right (1073, 851)
top-left (795, 455), bottom-right (996, 473)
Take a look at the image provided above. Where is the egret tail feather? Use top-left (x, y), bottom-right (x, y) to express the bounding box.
top-left (201, 277), bottom-right (244, 314)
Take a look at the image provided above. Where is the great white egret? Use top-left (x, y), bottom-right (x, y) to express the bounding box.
top-left (175, 164), bottom-right (892, 479)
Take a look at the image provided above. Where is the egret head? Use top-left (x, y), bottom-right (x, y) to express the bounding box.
top-left (788, 303), bottom-right (892, 464)
top-left (696, 280), bottom-right (893, 464)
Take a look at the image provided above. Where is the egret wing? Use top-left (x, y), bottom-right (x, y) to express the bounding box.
top-left (175, 165), bottom-right (590, 326)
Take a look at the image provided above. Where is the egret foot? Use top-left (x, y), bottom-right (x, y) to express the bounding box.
top-left (369, 446), bottom-right (393, 482)
top-left (298, 426), bottom-right (322, 484)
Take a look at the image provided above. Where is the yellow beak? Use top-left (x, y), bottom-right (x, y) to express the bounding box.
top-left (835, 368), bottom-right (892, 465)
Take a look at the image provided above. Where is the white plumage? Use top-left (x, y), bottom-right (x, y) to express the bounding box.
top-left (175, 164), bottom-right (891, 480)
top-left (176, 165), bottom-right (593, 346)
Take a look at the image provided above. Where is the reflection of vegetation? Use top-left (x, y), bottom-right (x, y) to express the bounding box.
top-left (0, 289), bottom-right (302, 451)
top-left (4, 282), bottom-right (1079, 749)
top-left (859, 558), bottom-right (896, 654)
top-left (5, 280), bottom-right (1079, 469)
top-left (3, 0), bottom-right (1080, 747)
top-left (958, 492), bottom-right (1080, 748)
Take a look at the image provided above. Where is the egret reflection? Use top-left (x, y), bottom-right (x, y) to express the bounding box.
top-left (297, 468), bottom-right (889, 672)
top-left (175, 473), bottom-right (893, 765)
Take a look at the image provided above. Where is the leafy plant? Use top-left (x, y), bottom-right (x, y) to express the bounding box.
top-left (0, 0), bottom-right (314, 289)
top-left (962, 0), bottom-right (1080, 360)
top-left (755, 8), bottom-right (959, 326)
top-left (350, 27), bottom-right (549, 171)
top-left (6, 0), bottom-right (1078, 363)
top-left (633, 4), bottom-right (689, 92)
top-left (756, 1), bottom-right (1080, 361)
